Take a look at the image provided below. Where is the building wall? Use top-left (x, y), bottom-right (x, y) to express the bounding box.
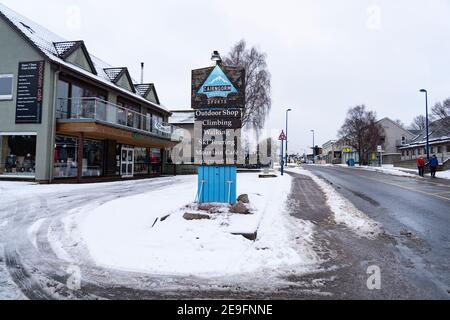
top-left (378, 118), bottom-right (415, 155)
top-left (0, 17), bottom-right (56, 181)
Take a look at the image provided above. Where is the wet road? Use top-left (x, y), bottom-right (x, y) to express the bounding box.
top-left (299, 165), bottom-right (450, 298)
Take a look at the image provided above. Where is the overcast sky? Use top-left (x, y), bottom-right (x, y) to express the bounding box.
top-left (3, 0), bottom-right (450, 153)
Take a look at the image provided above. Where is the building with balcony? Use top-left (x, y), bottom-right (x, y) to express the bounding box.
top-left (0, 4), bottom-right (179, 182)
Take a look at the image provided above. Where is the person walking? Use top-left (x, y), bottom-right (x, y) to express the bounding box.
top-left (428, 155), bottom-right (439, 178)
top-left (416, 156), bottom-right (426, 177)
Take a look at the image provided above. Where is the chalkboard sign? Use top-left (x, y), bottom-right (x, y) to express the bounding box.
top-left (15, 61), bottom-right (45, 124)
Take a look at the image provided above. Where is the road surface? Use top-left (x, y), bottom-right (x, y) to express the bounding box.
top-left (291, 165), bottom-right (450, 299)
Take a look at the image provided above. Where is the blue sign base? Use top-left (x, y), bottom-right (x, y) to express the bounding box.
top-left (197, 166), bottom-right (237, 204)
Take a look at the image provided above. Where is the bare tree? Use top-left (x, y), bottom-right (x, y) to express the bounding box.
top-left (408, 115), bottom-right (427, 131)
top-left (338, 105), bottom-right (384, 165)
top-left (394, 119), bottom-right (405, 128)
top-left (224, 40), bottom-right (271, 131)
top-left (431, 97), bottom-right (450, 122)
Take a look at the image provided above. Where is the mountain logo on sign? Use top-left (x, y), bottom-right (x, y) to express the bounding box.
top-left (198, 65), bottom-right (238, 98)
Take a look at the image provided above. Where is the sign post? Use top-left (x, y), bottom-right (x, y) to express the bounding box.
top-left (191, 53), bottom-right (245, 205)
top-left (279, 130), bottom-right (287, 176)
top-left (377, 145), bottom-right (383, 167)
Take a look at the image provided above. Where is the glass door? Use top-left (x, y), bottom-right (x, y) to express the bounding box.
top-left (121, 147), bottom-right (134, 178)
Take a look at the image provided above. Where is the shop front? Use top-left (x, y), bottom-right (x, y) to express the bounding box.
top-left (0, 133), bottom-right (37, 178)
top-left (53, 132), bottom-right (164, 182)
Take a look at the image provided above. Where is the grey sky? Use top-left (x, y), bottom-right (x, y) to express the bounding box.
top-left (3, 0), bottom-right (449, 153)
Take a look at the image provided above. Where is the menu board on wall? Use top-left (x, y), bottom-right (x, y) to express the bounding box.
top-left (15, 61), bottom-right (45, 124)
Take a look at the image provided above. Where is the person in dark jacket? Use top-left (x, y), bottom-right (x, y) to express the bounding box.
top-left (416, 156), bottom-right (426, 177)
top-left (428, 155), bottom-right (439, 178)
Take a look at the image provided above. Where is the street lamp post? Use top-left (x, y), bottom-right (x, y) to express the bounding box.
top-left (285, 108), bottom-right (292, 165)
top-left (420, 89), bottom-right (430, 161)
top-left (311, 130), bottom-right (315, 164)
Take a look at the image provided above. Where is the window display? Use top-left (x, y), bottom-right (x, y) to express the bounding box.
top-left (53, 135), bottom-right (78, 178)
top-left (83, 139), bottom-right (104, 177)
top-left (0, 135), bottom-right (36, 176)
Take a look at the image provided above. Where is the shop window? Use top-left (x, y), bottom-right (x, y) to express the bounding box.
top-left (54, 135), bottom-right (78, 178)
top-left (56, 80), bottom-right (69, 118)
top-left (83, 139), bottom-right (104, 177)
top-left (0, 74), bottom-right (14, 100)
top-left (0, 135), bottom-right (36, 176)
top-left (150, 148), bottom-right (162, 174)
top-left (134, 147), bottom-right (150, 175)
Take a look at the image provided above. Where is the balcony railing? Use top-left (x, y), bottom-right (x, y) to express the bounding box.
top-left (56, 98), bottom-right (181, 141)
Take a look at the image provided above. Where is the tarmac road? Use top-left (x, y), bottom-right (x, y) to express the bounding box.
top-left (291, 165), bottom-right (450, 299)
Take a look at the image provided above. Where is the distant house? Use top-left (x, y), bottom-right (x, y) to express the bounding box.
top-left (376, 117), bottom-right (416, 164)
top-left (398, 117), bottom-right (450, 167)
top-left (321, 117), bottom-right (416, 165)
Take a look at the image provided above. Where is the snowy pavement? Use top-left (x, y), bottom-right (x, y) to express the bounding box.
top-left (75, 173), bottom-right (318, 276)
top-left (0, 174), bottom-right (325, 299)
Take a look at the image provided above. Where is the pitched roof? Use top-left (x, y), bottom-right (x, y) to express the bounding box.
top-left (134, 83), bottom-right (160, 104)
top-left (103, 67), bottom-right (136, 93)
top-left (402, 117), bottom-right (450, 147)
top-left (53, 40), bottom-right (97, 74)
top-left (0, 3), bottom-right (168, 113)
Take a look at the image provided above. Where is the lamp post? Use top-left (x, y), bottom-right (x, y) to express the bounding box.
top-left (420, 89), bottom-right (430, 161)
top-left (285, 108), bottom-right (292, 165)
top-left (311, 130), bottom-right (315, 164)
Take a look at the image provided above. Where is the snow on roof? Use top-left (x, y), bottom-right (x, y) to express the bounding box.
top-left (169, 111), bottom-right (195, 125)
top-left (0, 3), bottom-right (168, 113)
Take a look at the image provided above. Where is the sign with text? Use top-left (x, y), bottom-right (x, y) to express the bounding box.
top-left (195, 108), bottom-right (242, 129)
top-left (15, 61), bottom-right (45, 124)
top-left (192, 65), bottom-right (245, 109)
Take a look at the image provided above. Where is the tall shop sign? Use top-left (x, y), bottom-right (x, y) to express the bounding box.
top-left (15, 61), bottom-right (45, 124)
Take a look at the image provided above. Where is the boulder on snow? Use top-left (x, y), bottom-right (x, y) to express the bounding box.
top-left (183, 212), bottom-right (211, 220)
top-left (230, 201), bottom-right (251, 215)
top-left (237, 194), bottom-right (250, 204)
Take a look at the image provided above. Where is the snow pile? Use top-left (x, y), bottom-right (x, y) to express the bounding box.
top-left (77, 173), bottom-right (318, 276)
top-left (355, 165), bottom-right (417, 178)
top-left (290, 168), bottom-right (382, 239)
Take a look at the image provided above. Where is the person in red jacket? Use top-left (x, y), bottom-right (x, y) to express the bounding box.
top-left (417, 157), bottom-right (426, 177)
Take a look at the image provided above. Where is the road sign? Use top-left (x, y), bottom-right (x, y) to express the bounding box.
top-left (279, 131), bottom-right (287, 141)
top-left (377, 145), bottom-right (382, 153)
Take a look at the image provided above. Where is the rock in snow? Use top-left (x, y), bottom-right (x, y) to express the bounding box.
top-left (237, 194), bottom-right (250, 204)
top-left (230, 201), bottom-right (251, 215)
top-left (183, 213), bottom-right (211, 220)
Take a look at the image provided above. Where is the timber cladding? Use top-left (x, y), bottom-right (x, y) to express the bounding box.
top-left (56, 122), bottom-right (176, 148)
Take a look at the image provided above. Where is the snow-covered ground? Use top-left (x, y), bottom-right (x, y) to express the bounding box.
top-left (327, 164), bottom-right (450, 180)
top-left (287, 167), bottom-right (382, 239)
top-left (63, 173), bottom-right (320, 277)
